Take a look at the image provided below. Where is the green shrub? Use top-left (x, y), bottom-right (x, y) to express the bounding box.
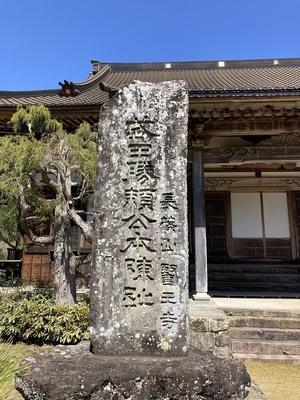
top-left (0, 293), bottom-right (89, 345)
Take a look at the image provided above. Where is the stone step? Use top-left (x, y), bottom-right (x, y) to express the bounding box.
top-left (233, 353), bottom-right (300, 365)
top-left (209, 263), bottom-right (300, 275)
top-left (210, 284), bottom-right (300, 292)
top-left (224, 308), bottom-right (300, 319)
top-left (230, 327), bottom-right (300, 341)
top-left (226, 311), bottom-right (300, 363)
top-left (208, 277), bottom-right (300, 298)
top-left (207, 262), bottom-right (300, 294)
top-left (209, 272), bottom-right (300, 282)
top-left (230, 316), bottom-right (300, 329)
top-left (231, 339), bottom-right (300, 355)
top-left (210, 291), bottom-right (300, 299)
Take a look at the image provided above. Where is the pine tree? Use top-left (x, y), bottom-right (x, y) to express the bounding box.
top-left (0, 105), bottom-right (97, 304)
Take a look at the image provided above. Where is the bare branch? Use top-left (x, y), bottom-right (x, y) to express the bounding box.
top-left (18, 182), bottom-right (54, 246)
top-left (26, 121), bottom-right (32, 134)
top-left (72, 174), bottom-right (89, 201)
top-left (71, 253), bottom-right (92, 269)
top-left (0, 232), bottom-right (20, 250)
top-left (66, 201), bottom-right (93, 241)
top-left (23, 228), bottom-right (54, 246)
top-left (19, 183), bottom-right (31, 218)
top-left (40, 170), bottom-right (59, 191)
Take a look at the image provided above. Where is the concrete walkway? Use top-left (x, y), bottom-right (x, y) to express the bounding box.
top-left (189, 296), bottom-right (300, 315)
top-left (211, 297), bottom-right (300, 312)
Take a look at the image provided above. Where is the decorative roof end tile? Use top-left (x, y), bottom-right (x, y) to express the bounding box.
top-left (58, 80), bottom-right (80, 97)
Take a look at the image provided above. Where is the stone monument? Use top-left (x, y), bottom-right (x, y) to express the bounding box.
top-left (90, 79), bottom-right (189, 357)
top-left (15, 80), bottom-right (251, 399)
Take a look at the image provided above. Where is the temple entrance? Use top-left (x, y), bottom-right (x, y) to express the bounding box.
top-left (205, 191), bottom-right (300, 296)
top-left (206, 191), bottom-right (298, 260)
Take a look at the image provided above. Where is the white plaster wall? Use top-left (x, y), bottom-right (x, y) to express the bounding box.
top-left (263, 193), bottom-right (290, 238)
top-left (231, 193), bottom-right (263, 238)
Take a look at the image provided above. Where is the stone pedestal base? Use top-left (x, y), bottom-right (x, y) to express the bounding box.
top-left (193, 292), bottom-right (211, 301)
top-left (15, 342), bottom-right (250, 399)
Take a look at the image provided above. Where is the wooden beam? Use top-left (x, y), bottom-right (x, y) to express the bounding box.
top-left (204, 146), bottom-right (300, 164)
top-left (204, 176), bottom-right (300, 191)
top-left (201, 119), bottom-right (300, 136)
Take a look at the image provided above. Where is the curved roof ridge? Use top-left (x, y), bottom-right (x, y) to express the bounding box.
top-left (103, 58), bottom-right (300, 72)
top-left (1, 58), bottom-right (300, 107)
top-left (0, 64), bottom-right (111, 99)
top-left (0, 88), bottom-right (58, 98)
top-left (74, 64), bottom-right (111, 89)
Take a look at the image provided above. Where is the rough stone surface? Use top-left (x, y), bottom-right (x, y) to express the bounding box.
top-left (189, 301), bottom-right (233, 358)
top-left (247, 382), bottom-right (269, 400)
top-left (91, 80), bottom-right (189, 356)
top-left (15, 342), bottom-right (251, 400)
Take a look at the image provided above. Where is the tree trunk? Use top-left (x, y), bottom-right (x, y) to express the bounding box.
top-left (52, 203), bottom-right (76, 305)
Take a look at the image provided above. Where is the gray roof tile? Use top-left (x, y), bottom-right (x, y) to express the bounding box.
top-left (0, 58), bottom-right (300, 108)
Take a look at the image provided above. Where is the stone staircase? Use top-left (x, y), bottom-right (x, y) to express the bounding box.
top-left (208, 262), bottom-right (300, 296)
top-left (224, 308), bottom-right (300, 364)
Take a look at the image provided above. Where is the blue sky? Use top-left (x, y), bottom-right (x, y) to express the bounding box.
top-left (0, 0), bottom-right (299, 90)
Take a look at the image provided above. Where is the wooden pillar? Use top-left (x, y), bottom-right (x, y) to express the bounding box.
top-left (192, 141), bottom-right (210, 301)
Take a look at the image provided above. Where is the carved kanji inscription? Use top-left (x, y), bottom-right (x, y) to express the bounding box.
top-left (91, 80), bottom-right (188, 356)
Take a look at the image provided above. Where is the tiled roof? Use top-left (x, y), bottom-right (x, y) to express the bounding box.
top-left (0, 58), bottom-right (300, 108)
top-left (104, 66), bottom-right (300, 97)
top-left (0, 64), bottom-right (110, 108)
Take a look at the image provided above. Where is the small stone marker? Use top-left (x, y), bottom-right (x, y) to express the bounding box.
top-left (90, 80), bottom-right (189, 356)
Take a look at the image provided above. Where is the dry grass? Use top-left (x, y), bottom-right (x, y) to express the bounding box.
top-left (245, 361), bottom-right (300, 400)
top-left (0, 342), bottom-right (20, 400)
top-left (0, 342), bottom-right (52, 400)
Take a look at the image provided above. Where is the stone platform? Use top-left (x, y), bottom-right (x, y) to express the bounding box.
top-left (15, 341), bottom-right (250, 399)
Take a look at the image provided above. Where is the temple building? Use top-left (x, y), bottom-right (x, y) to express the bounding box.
top-left (1, 58), bottom-right (300, 297)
